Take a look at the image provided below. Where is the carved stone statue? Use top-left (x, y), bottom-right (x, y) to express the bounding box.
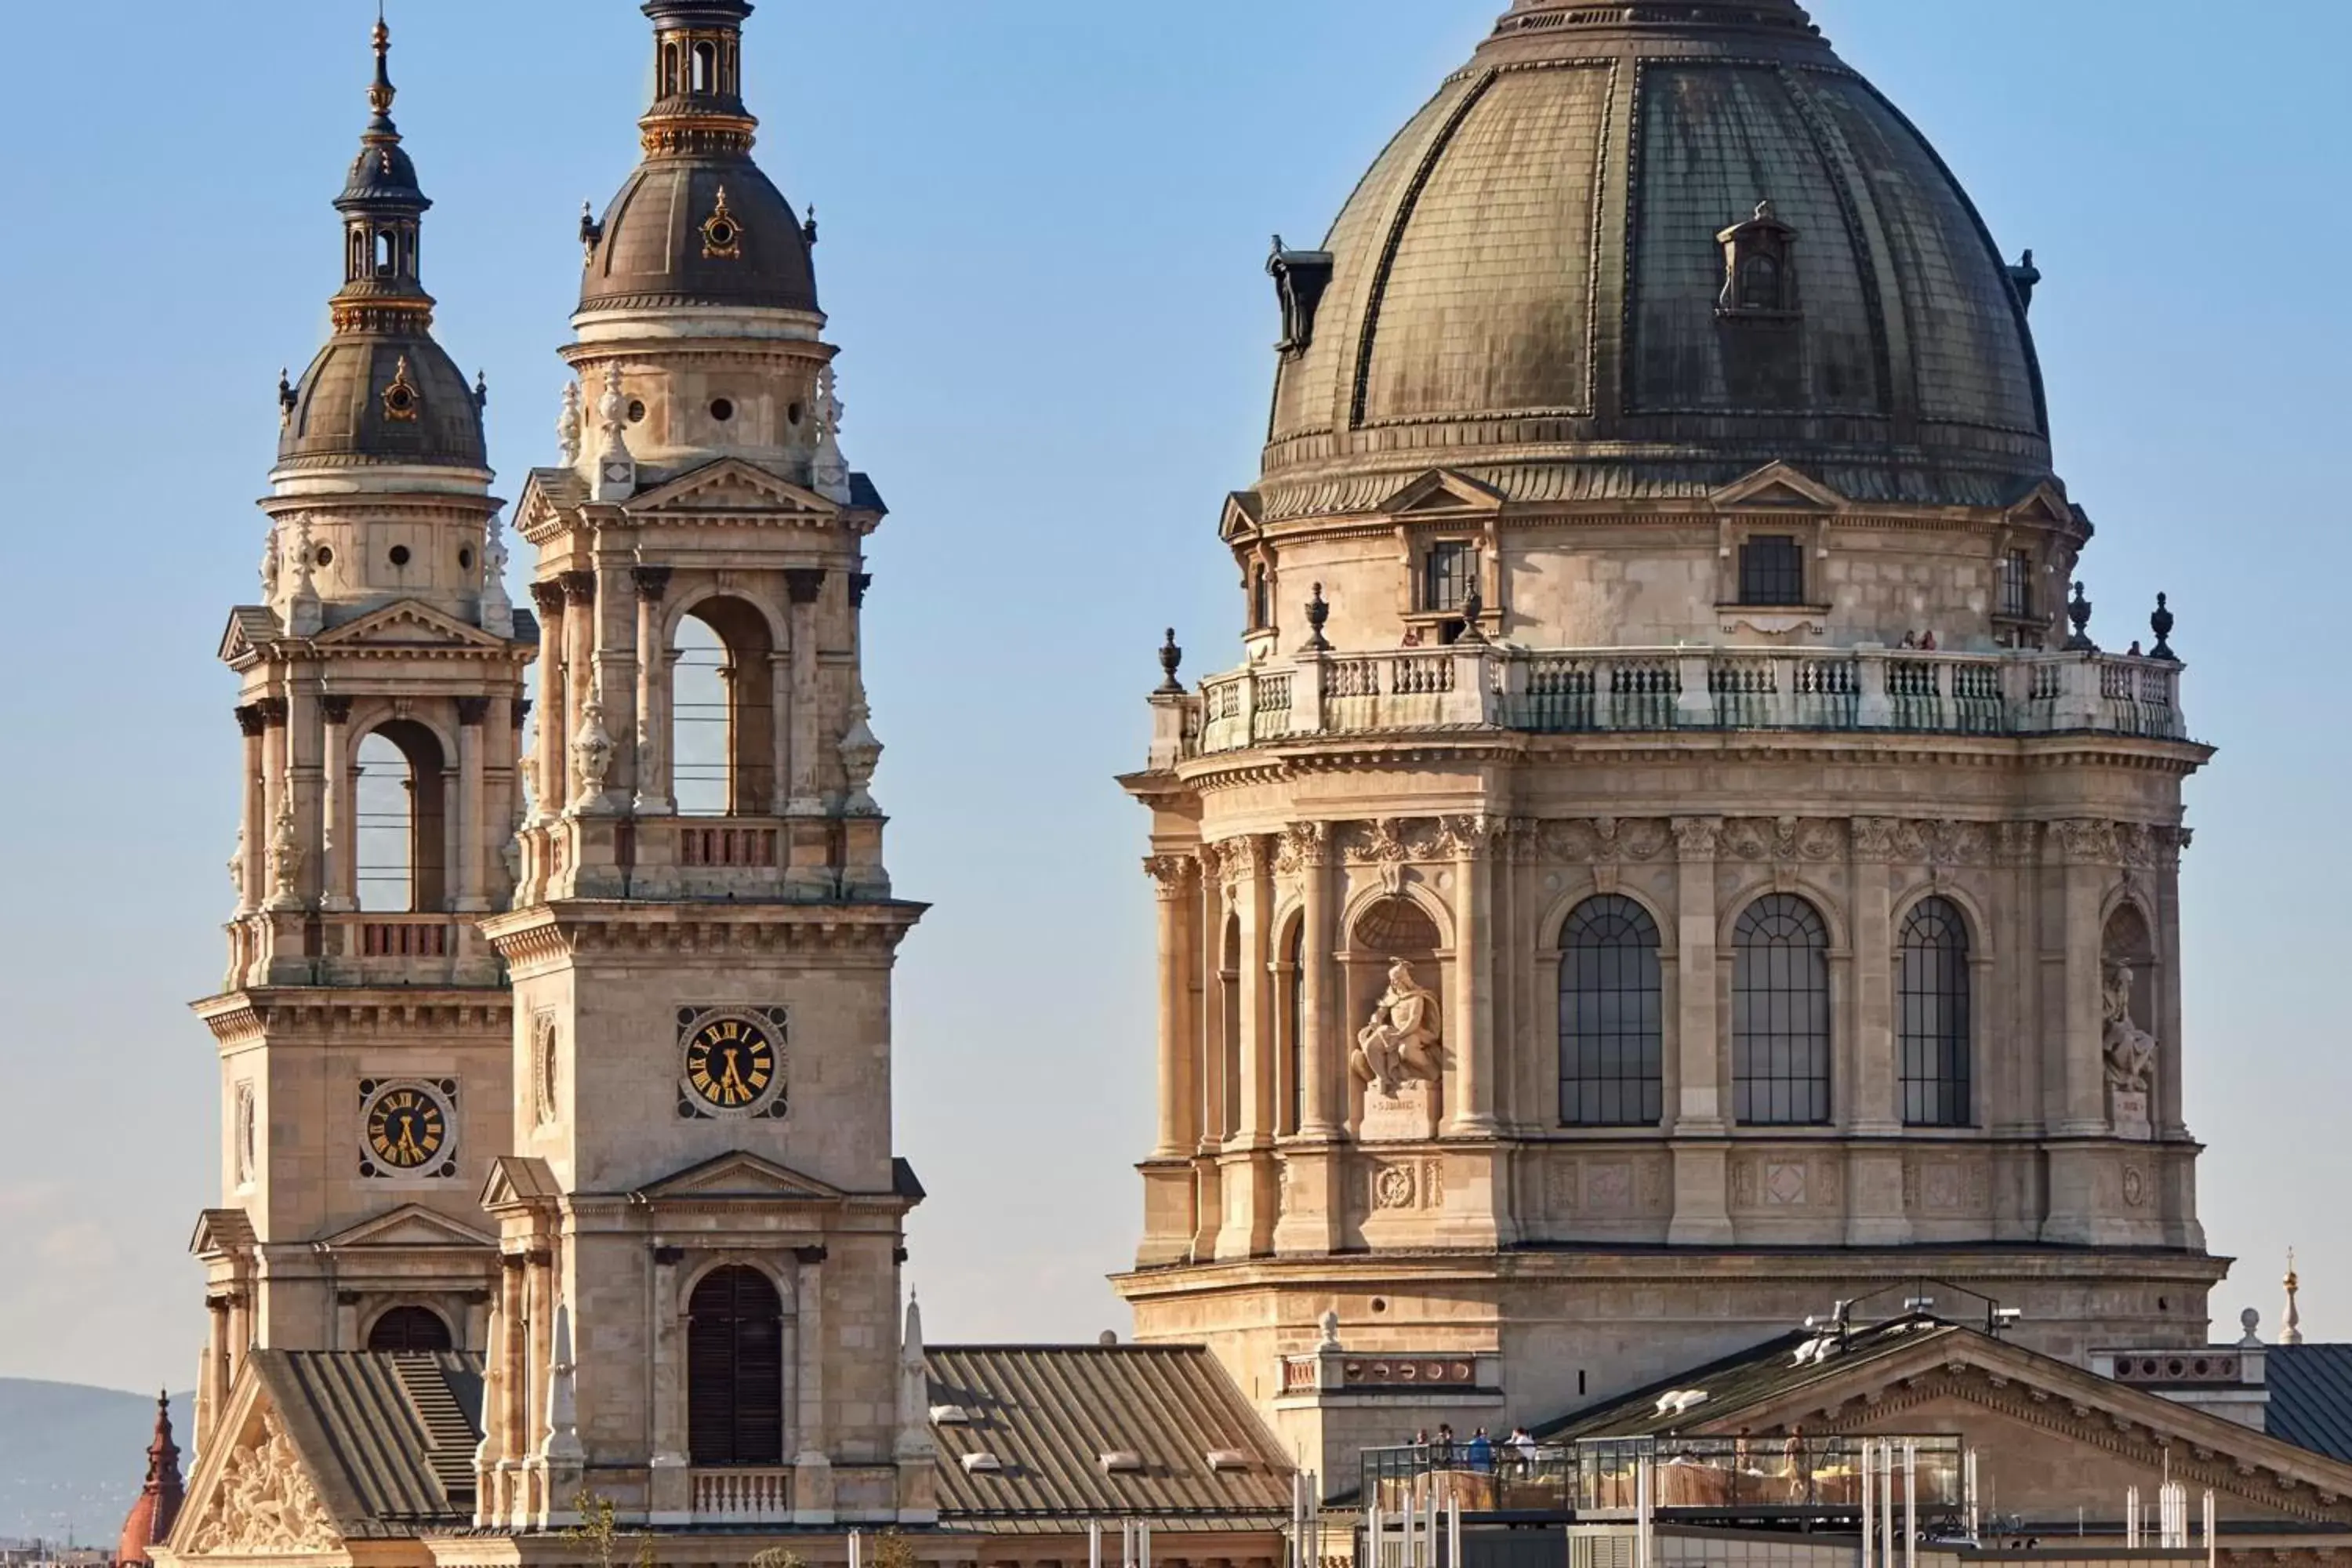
top-left (260, 530), bottom-right (281, 601)
top-left (2103, 963), bottom-right (2158, 1094)
top-left (228, 827), bottom-right (246, 900)
top-left (557, 378), bottom-right (584, 466)
top-left (1352, 960), bottom-right (1442, 1095)
top-left (266, 796), bottom-right (306, 911)
top-left (185, 1410), bottom-right (336, 1554)
top-left (813, 364), bottom-right (851, 503)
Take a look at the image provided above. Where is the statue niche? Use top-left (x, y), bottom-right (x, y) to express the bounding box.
top-left (2101, 907), bottom-right (2158, 1140)
top-left (1348, 897), bottom-right (1444, 1142)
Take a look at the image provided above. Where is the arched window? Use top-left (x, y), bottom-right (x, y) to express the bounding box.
top-left (688, 1267), bottom-right (785, 1468)
top-left (1250, 565), bottom-right (1272, 631)
top-left (1737, 254), bottom-right (1783, 312)
top-left (1899, 898), bottom-right (1972, 1127)
top-left (1558, 897), bottom-right (1664, 1127)
top-left (692, 40), bottom-right (716, 94)
top-left (1282, 917), bottom-right (1305, 1135)
top-left (375, 230), bottom-right (396, 276)
top-left (662, 41), bottom-right (681, 97)
top-left (670, 599), bottom-right (776, 818)
top-left (1733, 895), bottom-right (1831, 1126)
top-left (357, 722), bottom-right (448, 913)
top-left (367, 1305), bottom-right (453, 1353)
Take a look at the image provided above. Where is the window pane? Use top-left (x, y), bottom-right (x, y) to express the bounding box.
top-left (1739, 535), bottom-right (1804, 606)
top-left (1899, 898), bottom-right (1972, 1127)
top-left (1425, 543), bottom-right (1474, 612)
top-left (1559, 897), bottom-right (1664, 1127)
top-left (1733, 895), bottom-right (1831, 1125)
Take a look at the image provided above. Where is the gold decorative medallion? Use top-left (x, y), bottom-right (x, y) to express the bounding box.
top-left (677, 1006), bottom-right (789, 1119)
top-left (359, 1079), bottom-right (456, 1178)
top-left (700, 186), bottom-right (743, 260)
top-left (382, 355), bottom-right (421, 422)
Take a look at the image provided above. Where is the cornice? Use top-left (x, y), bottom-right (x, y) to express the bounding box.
top-left (483, 899), bottom-right (927, 969)
top-left (194, 989), bottom-right (514, 1047)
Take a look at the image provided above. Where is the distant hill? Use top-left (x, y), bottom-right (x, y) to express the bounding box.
top-left (0, 1380), bottom-right (193, 1548)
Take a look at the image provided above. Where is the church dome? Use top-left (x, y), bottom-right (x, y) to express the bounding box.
top-left (579, 158), bottom-right (817, 316)
top-left (1261, 0), bottom-right (2050, 518)
top-left (279, 334), bottom-right (485, 470)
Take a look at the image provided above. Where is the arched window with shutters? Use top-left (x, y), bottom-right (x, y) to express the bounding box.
top-left (688, 1266), bottom-right (785, 1468)
top-left (1733, 895), bottom-right (1832, 1126)
top-left (1558, 896), bottom-right (1664, 1127)
top-left (366, 1305), bottom-right (453, 1353)
top-left (1899, 898), bottom-right (1973, 1127)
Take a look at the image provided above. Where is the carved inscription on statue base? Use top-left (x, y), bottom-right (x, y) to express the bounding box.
top-left (2111, 1091), bottom-right (2152, 1142)
top-left (1359, 1081), bottom-right (1439, 1143)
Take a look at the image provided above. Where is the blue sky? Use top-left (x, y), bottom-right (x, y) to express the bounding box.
top-left (0, 0), bottom-right (2346, 1395)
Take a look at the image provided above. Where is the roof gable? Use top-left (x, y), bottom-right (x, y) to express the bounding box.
top-left (478, 1154), bottom-right (559, 1212)
top-left (312, 599), bottom-right (517, 655)
top-left (639, 1149), bottom-right (848, 1202)
top-left (629, 456), bottom-right (839, 517)
top-left (1378, 468), bottom-right (1508, 518)
top-left (171, 1365), bottom-right (343, 1555)
top-left (217, 607), bottom-right (282, 666)
top-left (317, 1203), bottom-right (498, 1251)
top-left (1711, 461), bottom-right (1846, 512)
top-left (188, 1207), bottom-right (256, 1258)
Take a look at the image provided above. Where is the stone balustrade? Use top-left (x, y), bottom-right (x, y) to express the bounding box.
top-left (689, 1467), bottom-right (793, 1523)
top-left (1164, 644), bottom-right (2185, 761)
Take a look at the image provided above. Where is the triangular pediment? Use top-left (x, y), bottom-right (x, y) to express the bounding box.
top-left (314, 599), bottom-right (516, 653)
top-left (478, 1154), bottom-right (559, 1213)
top-left (1378, 469), bottom-right (1508, 517)
top-left (2005, 480), bottom-right (2078, 529)
top-left (629, 456), bottom-right (837, 517)
top-left (217, 606), bottom-right (281, 666)
top-left (1711, 460), bottom-right (1845, 512)
top-left (1218, 490), bottom-right (1267, 543)
top-left (641, 1149), bottom-right (848, 1202)
top-left (171, 1363), bottom-right (343, 1557)
top-left (318, 1203), bottom-right (498, 1252)
top-left (1564, 1320), bottom-right (2352, 1527)
top-left (189, 1207), bottom-right (257, 1259)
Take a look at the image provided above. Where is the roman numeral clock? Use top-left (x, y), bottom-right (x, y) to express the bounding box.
top-left (677, 1007), bottom-right (791, 1120)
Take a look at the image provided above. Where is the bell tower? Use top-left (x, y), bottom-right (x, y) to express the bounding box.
top-left (192, 17), bottom-right (528, 1456)
top-left (477, 0), bottom-right (932, 1531)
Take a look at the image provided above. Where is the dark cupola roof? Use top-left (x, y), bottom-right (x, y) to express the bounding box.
top-left (278, 19), bottom-right (487, 474)
top-left (114, 1392), bottom-right (185, 1567)
top-left (1257, 0), bottom-right (2052, 517)
top-left (578, 1), bottom-right (819, 317)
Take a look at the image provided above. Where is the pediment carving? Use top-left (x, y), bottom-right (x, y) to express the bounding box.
top-left (180, 1406), bottom-right (338, 1555)
top-left (313, 599), bottom-right (514, 652)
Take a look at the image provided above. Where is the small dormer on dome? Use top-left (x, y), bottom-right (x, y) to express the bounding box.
top-left (276, 19), bottom-right (486, 477)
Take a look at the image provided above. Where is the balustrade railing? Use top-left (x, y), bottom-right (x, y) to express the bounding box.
top-left (1174, 644), bottom-right (2185, 758)
top-left (691, 1468), bottom-right (793, 1523)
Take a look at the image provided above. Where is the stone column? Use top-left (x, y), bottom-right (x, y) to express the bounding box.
top-left (560, 572), bottom-right (598, 806)
top-left (633, 568), bottom-right (675, 815)
top-left (2156, 828), bottom-right (2188, 1138)
top-left (793, 1246), bottom-right (835, 1523)
top-left (287, 686), bottom-right (322, 904)
top-left (1298, 827), bottom-right (1342, 1138)
top-left (768, 651), bottom-right (794, 815)
top-left (318, 699), bottom-right (355, 912)
top-left (1148, 856), bottom-right (1201, 1158)
top-left (225, 1290), bottom-right (252, 1380)
top-left (1234, 837), bottom-right (1276, 1145)
top-left (524, 1250), bottom-right (554, 1457)
top-left (496, 1254), bottom-right (528, 1518)
top-left (456, 699), bottom-right (490, 911)
top-left (235, 707), bottom-right (267, 916)
top-left (528, 583), bottom-right (565, 822)
top-left (1848, 822), bottom-right (1898, 1133)
top-left (2055, 821), bottom-right (2111, 1136)
top-left (200, 1296), bottom-right (231, 1450)
top-left (1447, 817), bottom-right (1499, 1137)
top-left (648, 1246), bottom-right (689, 1523)
top-left (783, 571), bottom-right (826, 815)
top-left (259, 699), bottom-right (297, 911)
top-left (1668, 817), bottom-right (1733, 1245)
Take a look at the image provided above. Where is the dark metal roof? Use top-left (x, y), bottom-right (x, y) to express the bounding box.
top-left (2267, 1346), bottom-right (2352, 1465)
top-left (1537, 1316), bottom-right (1966, 1441)
top-left (1258, 0), bottom-right (2050, 519)
top-left (926, 1345), bottom-right (1293, 1526)
top-left (251, 1351), bottom-right (482, 1537)
top-left (279, 336), bottom-right (486, 471)
top-left (580, 156), bottom-right (817, 316)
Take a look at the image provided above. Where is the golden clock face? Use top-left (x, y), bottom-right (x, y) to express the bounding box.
top-left (364, 1084), bottom-right (450, 1172)
top-left (682, 1012), bottom-right (782, 1115)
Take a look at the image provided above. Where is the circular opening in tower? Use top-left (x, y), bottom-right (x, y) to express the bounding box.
top-left (710, 398), bottom-right (735, 423)
top-left (389, 545), bottom-right (412, 568)
top-left (627, 399), bottom-right (648, 424)
top-left (458, 547), bottom-right (474, 572)
top-left (314, 546), bottom-right (334, 568)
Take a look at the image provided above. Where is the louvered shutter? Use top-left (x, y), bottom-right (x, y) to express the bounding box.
top-left (688, 1267), bottom-right (785, 1466)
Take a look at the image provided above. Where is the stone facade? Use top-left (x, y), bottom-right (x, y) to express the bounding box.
top-left (1117, 0), bottom-right (2224, 1492)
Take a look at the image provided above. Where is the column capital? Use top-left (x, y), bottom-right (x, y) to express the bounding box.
top-left (793, 1244), bottom-right (829, 1266)
top-left (529, 579), bottom-right (567, 615)
top-left (235, 705), bottom-right (268, 738)
top-left (511, 697), bottom-right (532, 729)
top-left (457, 697), bottom-right (493, 727)
top-left (784, 568), bottom-right (826, 606)
top-left (256, 698), bottom-right (291, 728)
top-left (632, 565), bottom-right (674, 602)
top-left (1143, 855), bottom-right (1199, 898)
top-left (319, 696), bottom-right (355, 726)
top-left (559, 570), bottom-right (598, 606)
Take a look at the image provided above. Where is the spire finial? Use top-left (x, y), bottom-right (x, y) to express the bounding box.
top-left (2284, 1250), bottom-right (2306, 1346)
top-left (368, 9), bottom-right (397, 124)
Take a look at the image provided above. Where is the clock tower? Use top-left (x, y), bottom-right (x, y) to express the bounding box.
top-left (476, 0), bottom-right (932, 1530)
top-left (191, 18), bottom-right (526, 1458)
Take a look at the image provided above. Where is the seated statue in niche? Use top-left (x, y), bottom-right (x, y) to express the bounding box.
top-left (1352, 960), bottom-right (1442, 1096)
top-left (2103, 962), bottom-right (2158, 1094)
